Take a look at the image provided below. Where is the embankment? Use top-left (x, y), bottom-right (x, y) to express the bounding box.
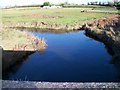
top-left (81, 14), bottom-right (120, 60)
top-left (1, 29), bottom-right (47, 51)
top-left (1, 29), bottom-right (47, 71)
top-left (2, 49), bottom-right (34, 71)
top-left (3, 21), bottom-right (81, 31)
top-left (3, 10), bottom-right (116, 31)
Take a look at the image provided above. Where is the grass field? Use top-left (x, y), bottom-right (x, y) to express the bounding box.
top-left (1, 29), bottom-right (29, 50)
top-left (2, 7), bottom-right (118, 27)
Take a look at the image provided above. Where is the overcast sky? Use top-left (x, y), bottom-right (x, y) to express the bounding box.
top-left (1, 0), bottom-right (114, 7)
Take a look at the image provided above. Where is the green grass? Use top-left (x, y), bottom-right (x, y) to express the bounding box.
top-left (93, 7), bottom-right (118, 12)
top-left (2, 7), bottom-right (117, 26)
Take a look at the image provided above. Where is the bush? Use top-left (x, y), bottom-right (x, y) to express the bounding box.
top-left (60, 3), bottom-right (64, 7)
top-left (43, 2), bottom-right (50, 6)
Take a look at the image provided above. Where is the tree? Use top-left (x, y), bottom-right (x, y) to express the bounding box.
top-left (90, 2), bottom-right (94, 5)
top-left (99, 2), bottom-right (101, 5)
top-left (114, 1), bottom-right (120, 6)
top-left (43, 2), bottom-right (50, 6)
top-left (87, 2), bottom-right (90, 5)
top-left (60, 3), bottom-right (65, 7)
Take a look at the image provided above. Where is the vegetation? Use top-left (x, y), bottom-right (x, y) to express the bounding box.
top-left (1, 29), bottom-right (29, 50)
top-left (2, 7), bottom-right (117, 28)
top-left (114, 1), bottom-right (120, 5)
top-left (43, 2), bottom-right (51, 6)
top-left (60, 3), bottom-right (65, 7)
top-left (1, 29), bottom-right (46, 50)
top-left (87, 1), bottom-right (120, 6)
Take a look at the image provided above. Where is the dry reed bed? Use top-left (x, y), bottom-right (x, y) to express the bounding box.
top-left (1, 29), bottom-right (47, 51)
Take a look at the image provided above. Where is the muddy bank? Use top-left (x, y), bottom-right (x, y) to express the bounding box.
top-left (11, 27), bottom-right (79, 33)
top-left (2, 49), bottom-right (34, 71)
top-left (2, 15), bottom-right (117, 31)
top-left (82, 14), bottom-right (120, 79)
top-left (3, 21), bottom-right (82, 31)
top-left (81, 14), bottom-right (120, 60)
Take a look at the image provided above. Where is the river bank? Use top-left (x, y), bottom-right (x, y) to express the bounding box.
top-left (1, 29), bottom-right (47, 71)
top-left (1, 29), bottom-right (47, 51)
top-left (81, 14), bottom-right (120, 60)
top-left (3, 13), bottom-right (116, 31)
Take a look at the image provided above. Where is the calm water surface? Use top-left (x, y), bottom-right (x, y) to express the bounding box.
top-left (3, 31), bottom-right (118, 82)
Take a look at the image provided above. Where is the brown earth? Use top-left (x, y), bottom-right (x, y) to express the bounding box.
top-left (22, 14), bottom-right (57, 19)
top-left (81, 14), bottom-right (120, 60)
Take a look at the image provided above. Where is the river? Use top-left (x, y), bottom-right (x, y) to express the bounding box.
top-left (3, 31), bottom-right (118, 82)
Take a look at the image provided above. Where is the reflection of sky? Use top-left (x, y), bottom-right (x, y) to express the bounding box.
top-left (4, 31), bottom-right (115, 82)
top-left (1, 0), bottom-right (114, 7)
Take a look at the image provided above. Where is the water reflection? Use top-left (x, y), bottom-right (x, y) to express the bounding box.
top-left (2, 31), bottom-right (120, 82)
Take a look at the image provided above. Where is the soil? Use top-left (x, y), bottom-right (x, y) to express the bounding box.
top-left (82, 14), bottom-right (120, 60)
top-left (22, 14), bottom-right (57, 19)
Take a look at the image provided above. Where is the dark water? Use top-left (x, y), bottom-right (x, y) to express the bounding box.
top-left (3, 31), bottom-right (118, 82)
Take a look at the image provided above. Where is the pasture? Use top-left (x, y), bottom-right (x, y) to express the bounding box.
top-left (2, 6), bottom-right (117, 27)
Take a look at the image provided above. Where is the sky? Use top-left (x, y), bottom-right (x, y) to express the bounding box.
top-left (0, 0), bottom-right (114, 7)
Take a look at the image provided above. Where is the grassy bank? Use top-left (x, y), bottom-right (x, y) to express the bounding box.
top-left (2, 7), bottom-right (118, 30)
top-left (1, 29), bottom-right (46, 50)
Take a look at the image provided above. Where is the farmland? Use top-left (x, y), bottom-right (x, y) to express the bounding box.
top-left (2, 6), bottom-right (118, 30)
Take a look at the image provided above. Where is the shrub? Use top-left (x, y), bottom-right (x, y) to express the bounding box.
top-left (43, 2), bottom-right (51, 6)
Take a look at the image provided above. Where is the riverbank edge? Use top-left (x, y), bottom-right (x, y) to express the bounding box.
top-left (1, 29), bottom-right (47, 51)
top-left (2, 80), bottom-right (120, 88)
top-left (82, 14), bottom-right (120, 60)
top-left (3, 15), bottom-right (116, 31)
top-left (1, 29), bottom-right (47, 71)
top-left (2, 14), bottom-right (118, 31)
top-left (2, 49), bottom-right (34, 71)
